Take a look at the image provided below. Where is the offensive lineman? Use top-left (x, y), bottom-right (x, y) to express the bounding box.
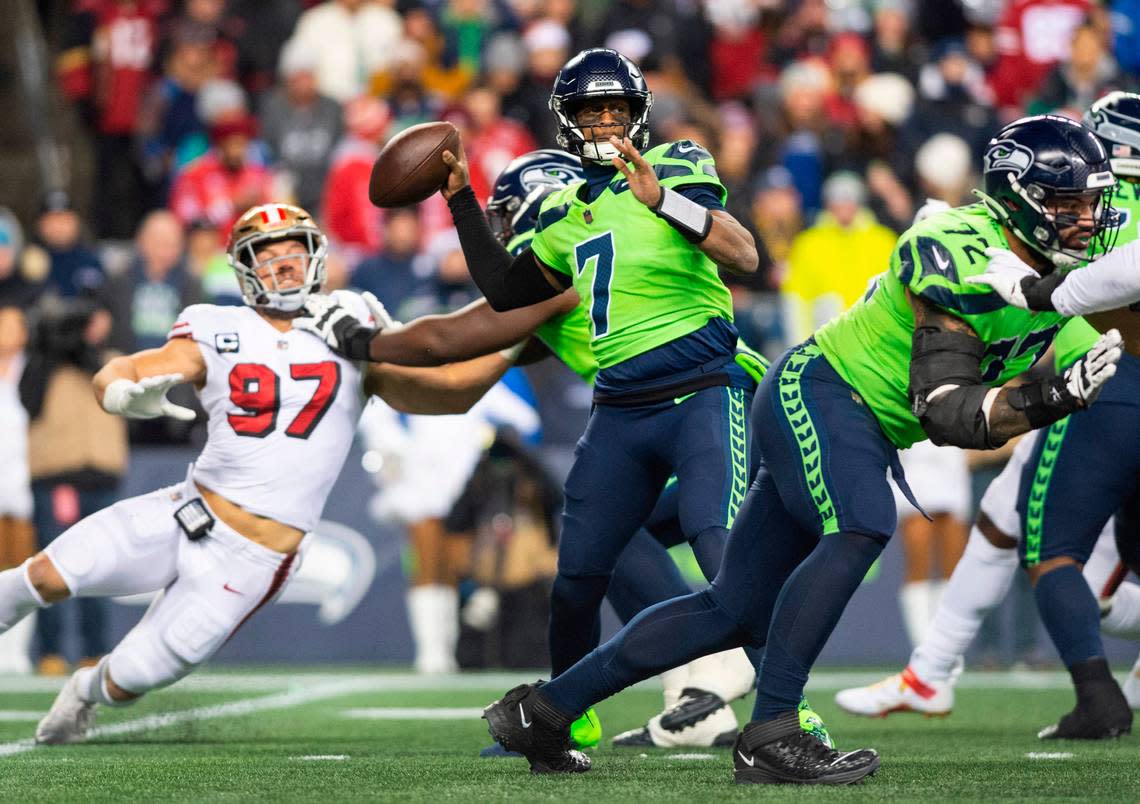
top-left (0, 204), bottom-right (513, 743)
top-left (480, 115), bottom-right (1125, 784)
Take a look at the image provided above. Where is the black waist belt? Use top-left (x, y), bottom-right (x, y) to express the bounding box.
top-left (591, 371), bottom-right (730, 408)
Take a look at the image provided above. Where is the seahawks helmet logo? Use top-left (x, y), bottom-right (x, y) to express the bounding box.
top-left (520, 164), bottom-right (579, 192)
top-left (984, 140), bottom-right (1034, 177)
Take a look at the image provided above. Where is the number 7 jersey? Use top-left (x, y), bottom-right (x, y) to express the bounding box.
top-left (168, 294), bottom-right (368, 532)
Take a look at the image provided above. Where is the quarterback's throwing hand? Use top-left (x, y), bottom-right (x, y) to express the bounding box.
top-left (609, 136), bottom-right (662, 208)
top-left (964, 248), bottom-right (1060, 311)
top-left (102, 374), bottom-right (196, 421)
top-left (1064, 328), bottom-right (1123, 408)
top-left (294, 293), bottom-right (393, 361)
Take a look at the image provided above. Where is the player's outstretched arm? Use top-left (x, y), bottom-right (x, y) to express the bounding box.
top-left (367, 294), bottom-right (576, 366)
top-left (440, 146), bottom-right (568, 311)
top-left (94, 338), bottom-right (204, 421)
top-left (608, 136), bottom-right (758, 275)
top-left (363, 353), bottom-right (513, 415)
top-left (966, 242), bottom-right (1140, 315)
top-left (907, 292), bottom-right (1122, 448)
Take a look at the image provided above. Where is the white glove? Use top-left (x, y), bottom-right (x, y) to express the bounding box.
top-left (102, 374), bottom-right (196, 421)
top-left (1063, 328), bottom-right (1123, 407)
top-left (963, 247), bottom-right (1043, 309)
top-left (913, 198), bottom-right (952, 224)
top-left (294, 292), bottom-right (397, 361)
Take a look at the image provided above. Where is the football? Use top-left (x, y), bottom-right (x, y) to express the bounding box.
top-left (368, 121), bottom-right (460, 208)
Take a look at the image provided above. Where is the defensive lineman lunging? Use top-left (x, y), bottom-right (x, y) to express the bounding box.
top-left (0, 204), bottom-right (512, 744)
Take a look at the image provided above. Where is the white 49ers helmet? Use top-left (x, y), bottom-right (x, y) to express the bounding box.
top-left (227, 203), bottom-right (328, 311)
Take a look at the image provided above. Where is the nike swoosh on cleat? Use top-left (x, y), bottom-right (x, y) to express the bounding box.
top-left (519, 703), bottom-right (532, 728)
top-left (737, 750), bottom-right (754, 767)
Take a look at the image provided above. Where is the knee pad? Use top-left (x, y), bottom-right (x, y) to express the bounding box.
top-left (108, 597), bottom-right (232, 695)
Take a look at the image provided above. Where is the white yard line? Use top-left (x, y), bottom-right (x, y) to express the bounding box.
top-left (0, 669), bottom-right (1093, 696)
top-left (0, 678), bottom-right (378, 759)
top-left (341, 707), bottom-right (483, 719)
top-left (0, 712), bottom-right (46, 721)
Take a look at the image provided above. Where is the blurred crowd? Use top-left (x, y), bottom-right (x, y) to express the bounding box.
top-left (2, 0), bottom-right (1136, 671)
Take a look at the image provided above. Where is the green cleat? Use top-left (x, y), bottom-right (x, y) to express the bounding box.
top-left (570, 707), bottom-right (602, 749)
top-left (798, 697), bottom-right (834, 749)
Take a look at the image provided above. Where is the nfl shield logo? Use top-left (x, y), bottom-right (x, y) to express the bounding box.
top-left (583, 209), bottom-right (593, 224)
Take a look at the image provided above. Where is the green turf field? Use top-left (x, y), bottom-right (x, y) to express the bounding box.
top-left (0, 668), bottom-right (1134, 802)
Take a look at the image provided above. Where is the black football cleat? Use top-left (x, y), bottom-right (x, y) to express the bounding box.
top-left (482, 683), bottom-right (591, 774)
top-left (733, 712), bottom-right (879, 785)
top-left (1039, 658), bottom-right (1134, 740)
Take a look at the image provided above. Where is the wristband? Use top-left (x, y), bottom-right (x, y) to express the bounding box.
top-left (653, 187), bottom-right (712, 241)
top-left (1020, 271), bottom-right (1064, 312)
top-left (498, 341), bottom-right (526, 362)
top-left (1006, 376), bottom-right (1080, 429)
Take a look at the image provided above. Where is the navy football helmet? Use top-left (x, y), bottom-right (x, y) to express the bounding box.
top-left (1084, 91), bottom-right (1140, 179)
top-left (486, 149), bottom-right (585, 246)
top-left (976, 114), bottom-right (1118, 268)
top-left (549, 48), bottom-right (652, 164)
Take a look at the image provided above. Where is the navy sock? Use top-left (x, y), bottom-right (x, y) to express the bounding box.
top-left (543, 588), bottom-right (745, 714)
top-left (549, 574), bottom-right (611, 676)
top-left (1034, 564), bottom-right (1104, 668)
top-left (606, 529), bottom-right (692, 624)
top-left (753, 531), bottom-right (884, 721)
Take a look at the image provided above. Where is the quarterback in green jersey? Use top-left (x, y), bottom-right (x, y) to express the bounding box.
top-left (479, 114), bottom-right (1127, 785)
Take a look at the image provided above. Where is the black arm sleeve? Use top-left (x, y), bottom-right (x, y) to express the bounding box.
top-left (447, 186), bottom-right (567, 312)
top-left (908, 326), bottom-right (998, 448)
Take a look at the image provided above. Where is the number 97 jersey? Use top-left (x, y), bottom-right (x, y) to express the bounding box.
top-left (168, 294), bottom-right (368, 533)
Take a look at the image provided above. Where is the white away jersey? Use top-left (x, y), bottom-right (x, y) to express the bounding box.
top-left (169, 295), bottom-right (368, 531)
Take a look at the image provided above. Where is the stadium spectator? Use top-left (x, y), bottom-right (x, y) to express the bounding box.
top-left (0, 209), bottom-right (41, 309)
top-left (763, 59), bottom-right (839, 216)
top-left (705, 1), bottom-right (769, 102)
top-left (321, 96), bottom-right (392, 265)
top-left (32, 192), bottom-right (107, 304)
top-left (168, 112), bottom-right (274, 234)
top-left (914, 132), bottom-right (975, 206)
top-left (136, 20), bottom-right (217, 207)
top-left (398, 227), bottom-right (480, 322)
top-left (780, 171), bottom-right (897, 344)
top-left (185, 219), bottom-right (241, 305)
top-left (56, 0), bottom-right (164, 239)
top-left (987, 0), bottom-right (1091, 113)
top-left (120, 211), bottom-right (198, 352)
top-left (0, 306), bottom-right (35, 673)
top-left (174, 0), bottom-right (242, 83)
top-left (21, 296), bottom-right (126, 675)
top-left (870, 0), bottom-right (922, 81)
top-left (457, 84), bottom-right (537, 203)
top-left (904, 38), bottom-right (999, 163)
top-left (289, 0), bottom-right (402, 102)
top-left (1110, 0), bottom-right (1140, 76)
top-left (850, 72), bottom-right (916, 229)
top-left (260, 38), bottom-right (344, 213)
top-left (351, 206), bottom-right (429, 315)
top-left (370, 38), bottom-right (445, 130)
top-left (1028, 21), bottom-right (1136, 116)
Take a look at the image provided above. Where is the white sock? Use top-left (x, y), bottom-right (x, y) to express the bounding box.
top-left (0, 612), bottom-right (35, 673)
top-left (910, 526), bottom-right (1019, 682)
top-left (0, 561), bottom-right (45, 631)
top-left (659, 666), bottom-right (690, 709)
top-left (1102, 582), bottom-right (1140, 640)
top-left (73, 656), bottom-right (132, 707)
top-left (406, 585), bottom-right (458, 674)
top-left (900, 580), bottom-right (938, 648)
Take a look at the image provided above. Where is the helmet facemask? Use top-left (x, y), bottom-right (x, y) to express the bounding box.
top-left (553, 94), bottom-right (651, 164)
top-left (229, 225), bottom-right (327, 311)
top-left (977, 176), bottom-right (1119, 269)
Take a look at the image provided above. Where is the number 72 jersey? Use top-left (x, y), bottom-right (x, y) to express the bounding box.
top-left (815, 203), bottom-right (1068, 450)
top-left (168, 297), bottom-right (368, 533)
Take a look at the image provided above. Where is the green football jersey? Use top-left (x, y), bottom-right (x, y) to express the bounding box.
top-left (815, 203), bottom-right (1067, 448)
top-left (528, 140), bottom-right (734, 370)
top-left (507, 228), bottom-right (600, 385)
top-left (1052, 179), bottom-right (1140, 370)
